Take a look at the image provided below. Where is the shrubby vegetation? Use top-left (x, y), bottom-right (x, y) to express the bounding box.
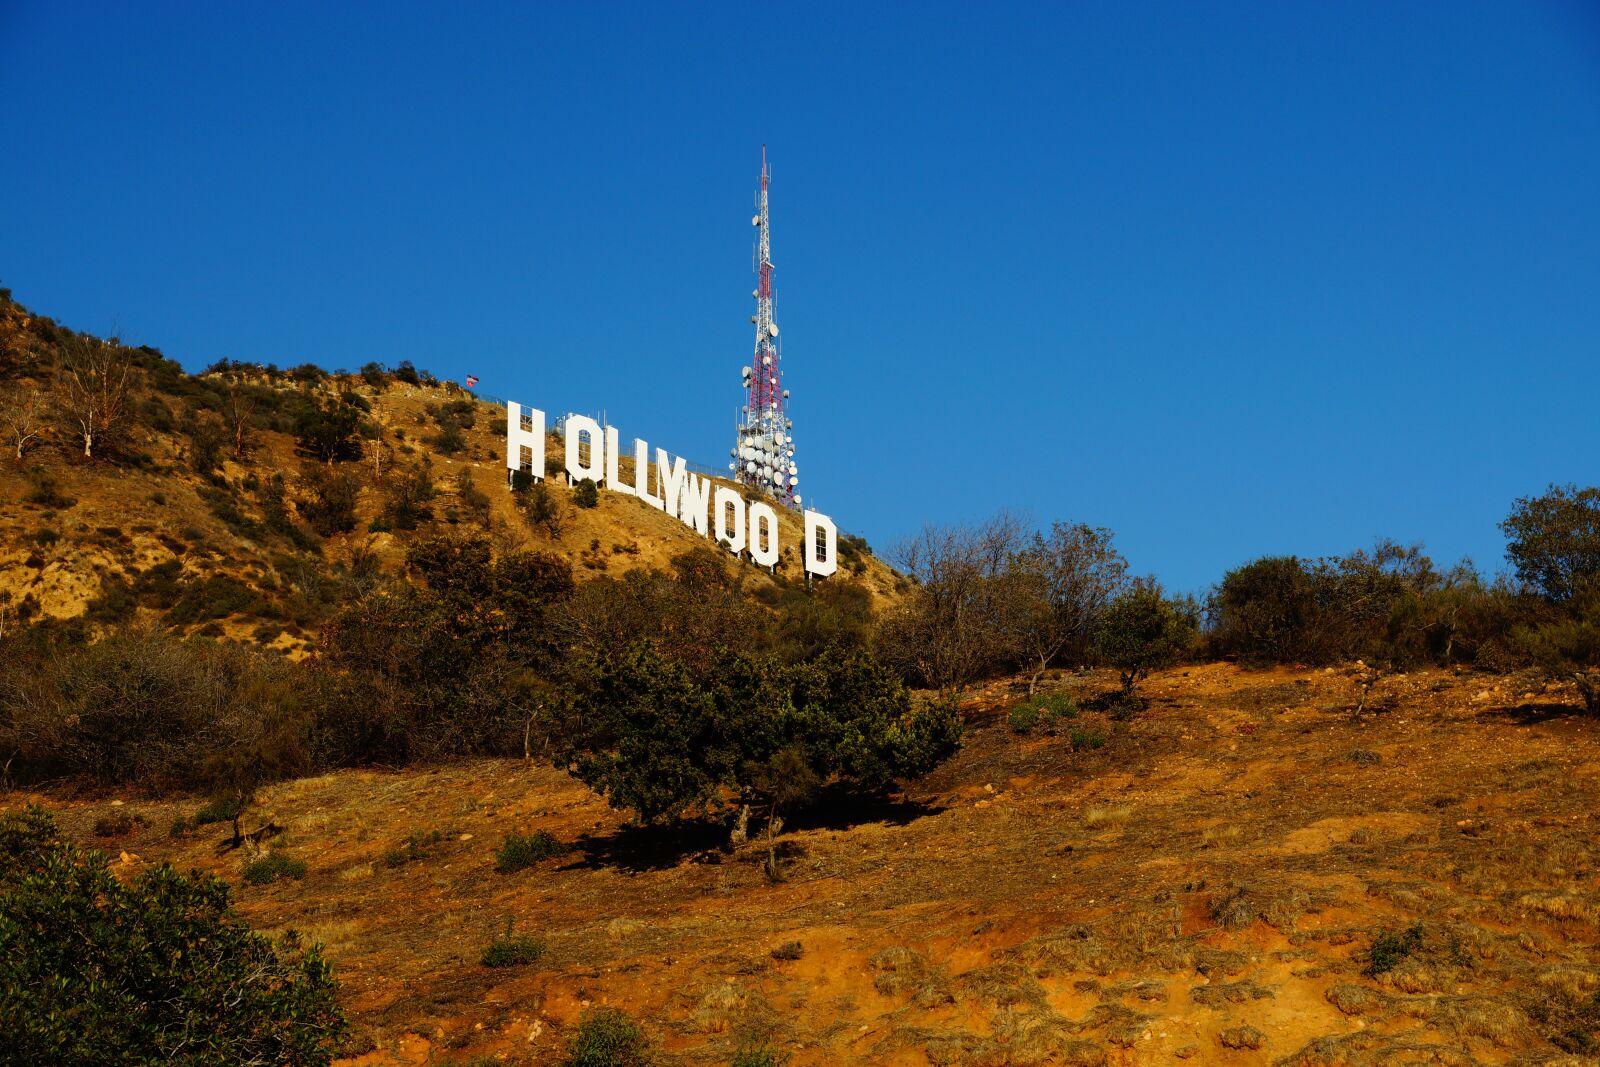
top-left (565, 1007), bottom-right (653, 1067)
top-left (0, 807), bottom-right (345, 1064)
top-left (1092, 582), bottom-right (1198, 696)
top-left (4, 284), bottom-right (1599, 837)
top-left (1199, 487), bottom-right (1600, 711)
top-left (549, 643), bottom-right (960, 825)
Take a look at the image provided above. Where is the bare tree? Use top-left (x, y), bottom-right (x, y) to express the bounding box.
top-left (223, 380), bottom-right (255, 459)
top-left (363, 428), bottom-right (391, 481)
top-left (1008, 522), bottom-right (1130, 693)
top-left (54, 335), bottom-right (134, 459)
top-left (2, 389), bottom-right (47, 460)
top-left (880, 514), bottom-right (1025, 699)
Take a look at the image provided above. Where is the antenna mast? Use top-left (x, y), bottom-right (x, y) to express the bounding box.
top-left (730, 146), bottom-right (800, 508)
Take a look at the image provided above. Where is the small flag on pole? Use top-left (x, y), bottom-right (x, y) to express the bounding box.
top-left (465, 375), bottom-right (479, 388)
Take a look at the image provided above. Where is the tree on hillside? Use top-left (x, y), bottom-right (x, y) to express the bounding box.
top-left (879, 515), bottom-right (1025, 699)
top-left (1210, 556), bottom-right (1319, 665)
top-left (183, 409), bottom-right (228, 476)
top-left (319, 533), bottom-right (576, 759)
top-left (299, 465), bottom-right (361, 537)
top-left (1210, 542), bottom-right (1453, 668)
top-left (290, 398), bottom-right (363, 465)
top-left (1007, 522), bottom-right (1129, 693)
top-left (2, 390), bottom-right (46, 460)
top-left (1500, 486), bottom-right (1600, 714)
top-left (53, 334), bottom-right (134, 459)
top-left (1513, 587), bottom-right (1600, 715)
top-left (223, 380), bottom-right (255, 459)
top-left (548, 554), bottom-right (768, 672)
top-left (0, 807), bottom-right (345, 1065)
top-left (550, 643), bottom-right (961, 840)
top-left (1502, 484), bottom-right (1600, 604)
top-left (1092, 582), bottom-right (1198, 698)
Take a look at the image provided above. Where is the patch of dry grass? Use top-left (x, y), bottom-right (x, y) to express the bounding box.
top-left (1431, 996), bottom-right (1527, 1047)
top-left (1200, 823), bottom-right (1244, 848)
top-left (1219, 1024), bottom-right (1265, 1050)
top-left (1189, 979), bottom-right (1274, 1008)
top-left (1325, 983), bottom-right (1387, 1017)
top-left (1209, 882), bottom-right (1328, 932)
top-left (1083, 804), bottom-right (1133, 828)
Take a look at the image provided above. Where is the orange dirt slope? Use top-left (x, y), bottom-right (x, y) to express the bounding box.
top-left (14, 661), bottom-right (1600, 1065)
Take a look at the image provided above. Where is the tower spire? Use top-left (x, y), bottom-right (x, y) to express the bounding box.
top-left (731, 148), bottom-right (799, 508)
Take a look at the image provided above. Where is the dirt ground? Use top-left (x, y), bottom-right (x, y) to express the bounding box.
top-left (13, 662), bottom-right (1600, 1066)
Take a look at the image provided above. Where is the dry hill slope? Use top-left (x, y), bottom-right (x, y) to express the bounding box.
top-left (15, 662), bottom-right (1600, 1066)
top-left (0, 295), bottom-right (901, 645)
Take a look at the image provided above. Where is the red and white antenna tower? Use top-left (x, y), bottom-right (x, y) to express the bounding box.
top-left (730, 146), bottom-right (800, 508)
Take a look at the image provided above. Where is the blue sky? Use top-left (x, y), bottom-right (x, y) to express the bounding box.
top-left (3, 2), bottom-right (1598, 592)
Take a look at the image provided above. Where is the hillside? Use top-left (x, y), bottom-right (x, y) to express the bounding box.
top-left (15, 662), bottom-right (1600, 1065)
top-left (0, 294), bottom-right (901, 648)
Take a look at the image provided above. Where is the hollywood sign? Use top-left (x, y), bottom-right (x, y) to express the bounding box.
top-left (505, 402), bottom-right (837, 577)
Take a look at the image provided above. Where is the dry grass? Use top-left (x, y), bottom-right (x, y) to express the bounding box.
top-left (1431, 996), bottom-right (1528, 1046)
top-left (1083, 804), bottom-right (1134, 828)
top-left (691, 982), bottom-right (748, 1033)
top-left (1189, 979), bottom-right (1274, 1008)
top-left (1199, 823), bottom-right (1244, 848)
top-left (1325, 983), bottom-right (1388, 1017)
top-left (1218, 1024), bottom-right (1265, 1050)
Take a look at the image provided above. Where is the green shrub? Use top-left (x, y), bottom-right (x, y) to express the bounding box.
top-left (1069, 728), bottom-right (1106, 751)
top-left (565, 1007), bottom-right (652, 1067)
top-left (427, 427), bottom-right (465, 454)
top-left (573, 478), bottom-right (600, 508)
top-left (165, 574), bottom-right (259, 625)
top-left (1009, 693), bottom-right (1078, 734)
top-left (553, 645), bottom-right (961, 825)
top-left (290, 399), bottom-right (362, 464)
top-left (384, 830), bottom-right (446, 868)
top-left (1367, 922), bottom-right (1423, 976)
top-left (481, 932), bottom-right (545, 968)
top-left (0, 808), bottom-right (345, 1064)
top-left (242, 852), bottom-right (307, 886)
top-left (301, 468), bottom-right (361, 537)
top-left (731, 1038), bottom-right (791, 1067)
top-left (1091, 583), bottom-right (1198, 695)
top-left (495, 830), bottom-right (565, 874)
top-left (381, 460), bottom-right (436, 530)
top-left (1035, 693), bottom-right (1078, 718)
top-left (23, 468), bottom-right (74, 509)
top-left (194, 795), bottom-right (244, 826)
top-left (92, 811), bottom-right (145, 837)
top-left (1502, 484), bottom-right (1600, 603)
top-left (521, 480), bottom-right (566, 538)
top-left (1007, 703), bottom-right (1039, 734)
top-left (0, 634), bottom-right (313, 792)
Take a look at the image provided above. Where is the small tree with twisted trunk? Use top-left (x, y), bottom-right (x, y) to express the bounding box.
top-left (1092, 581), bottom-right (1199, 698)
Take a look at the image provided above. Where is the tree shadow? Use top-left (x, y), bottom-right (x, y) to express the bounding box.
top-left (784, 780), bottom-right (944, 835)
top-left (562, 782), bottom-right (945, 874)
top-left (1505, 700), bottom-right (1589, 725)
top-left (562, 818), bottom-right (727, 873)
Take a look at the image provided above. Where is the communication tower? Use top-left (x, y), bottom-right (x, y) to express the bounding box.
top-left (730, 146), bottom-right (800, 508)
